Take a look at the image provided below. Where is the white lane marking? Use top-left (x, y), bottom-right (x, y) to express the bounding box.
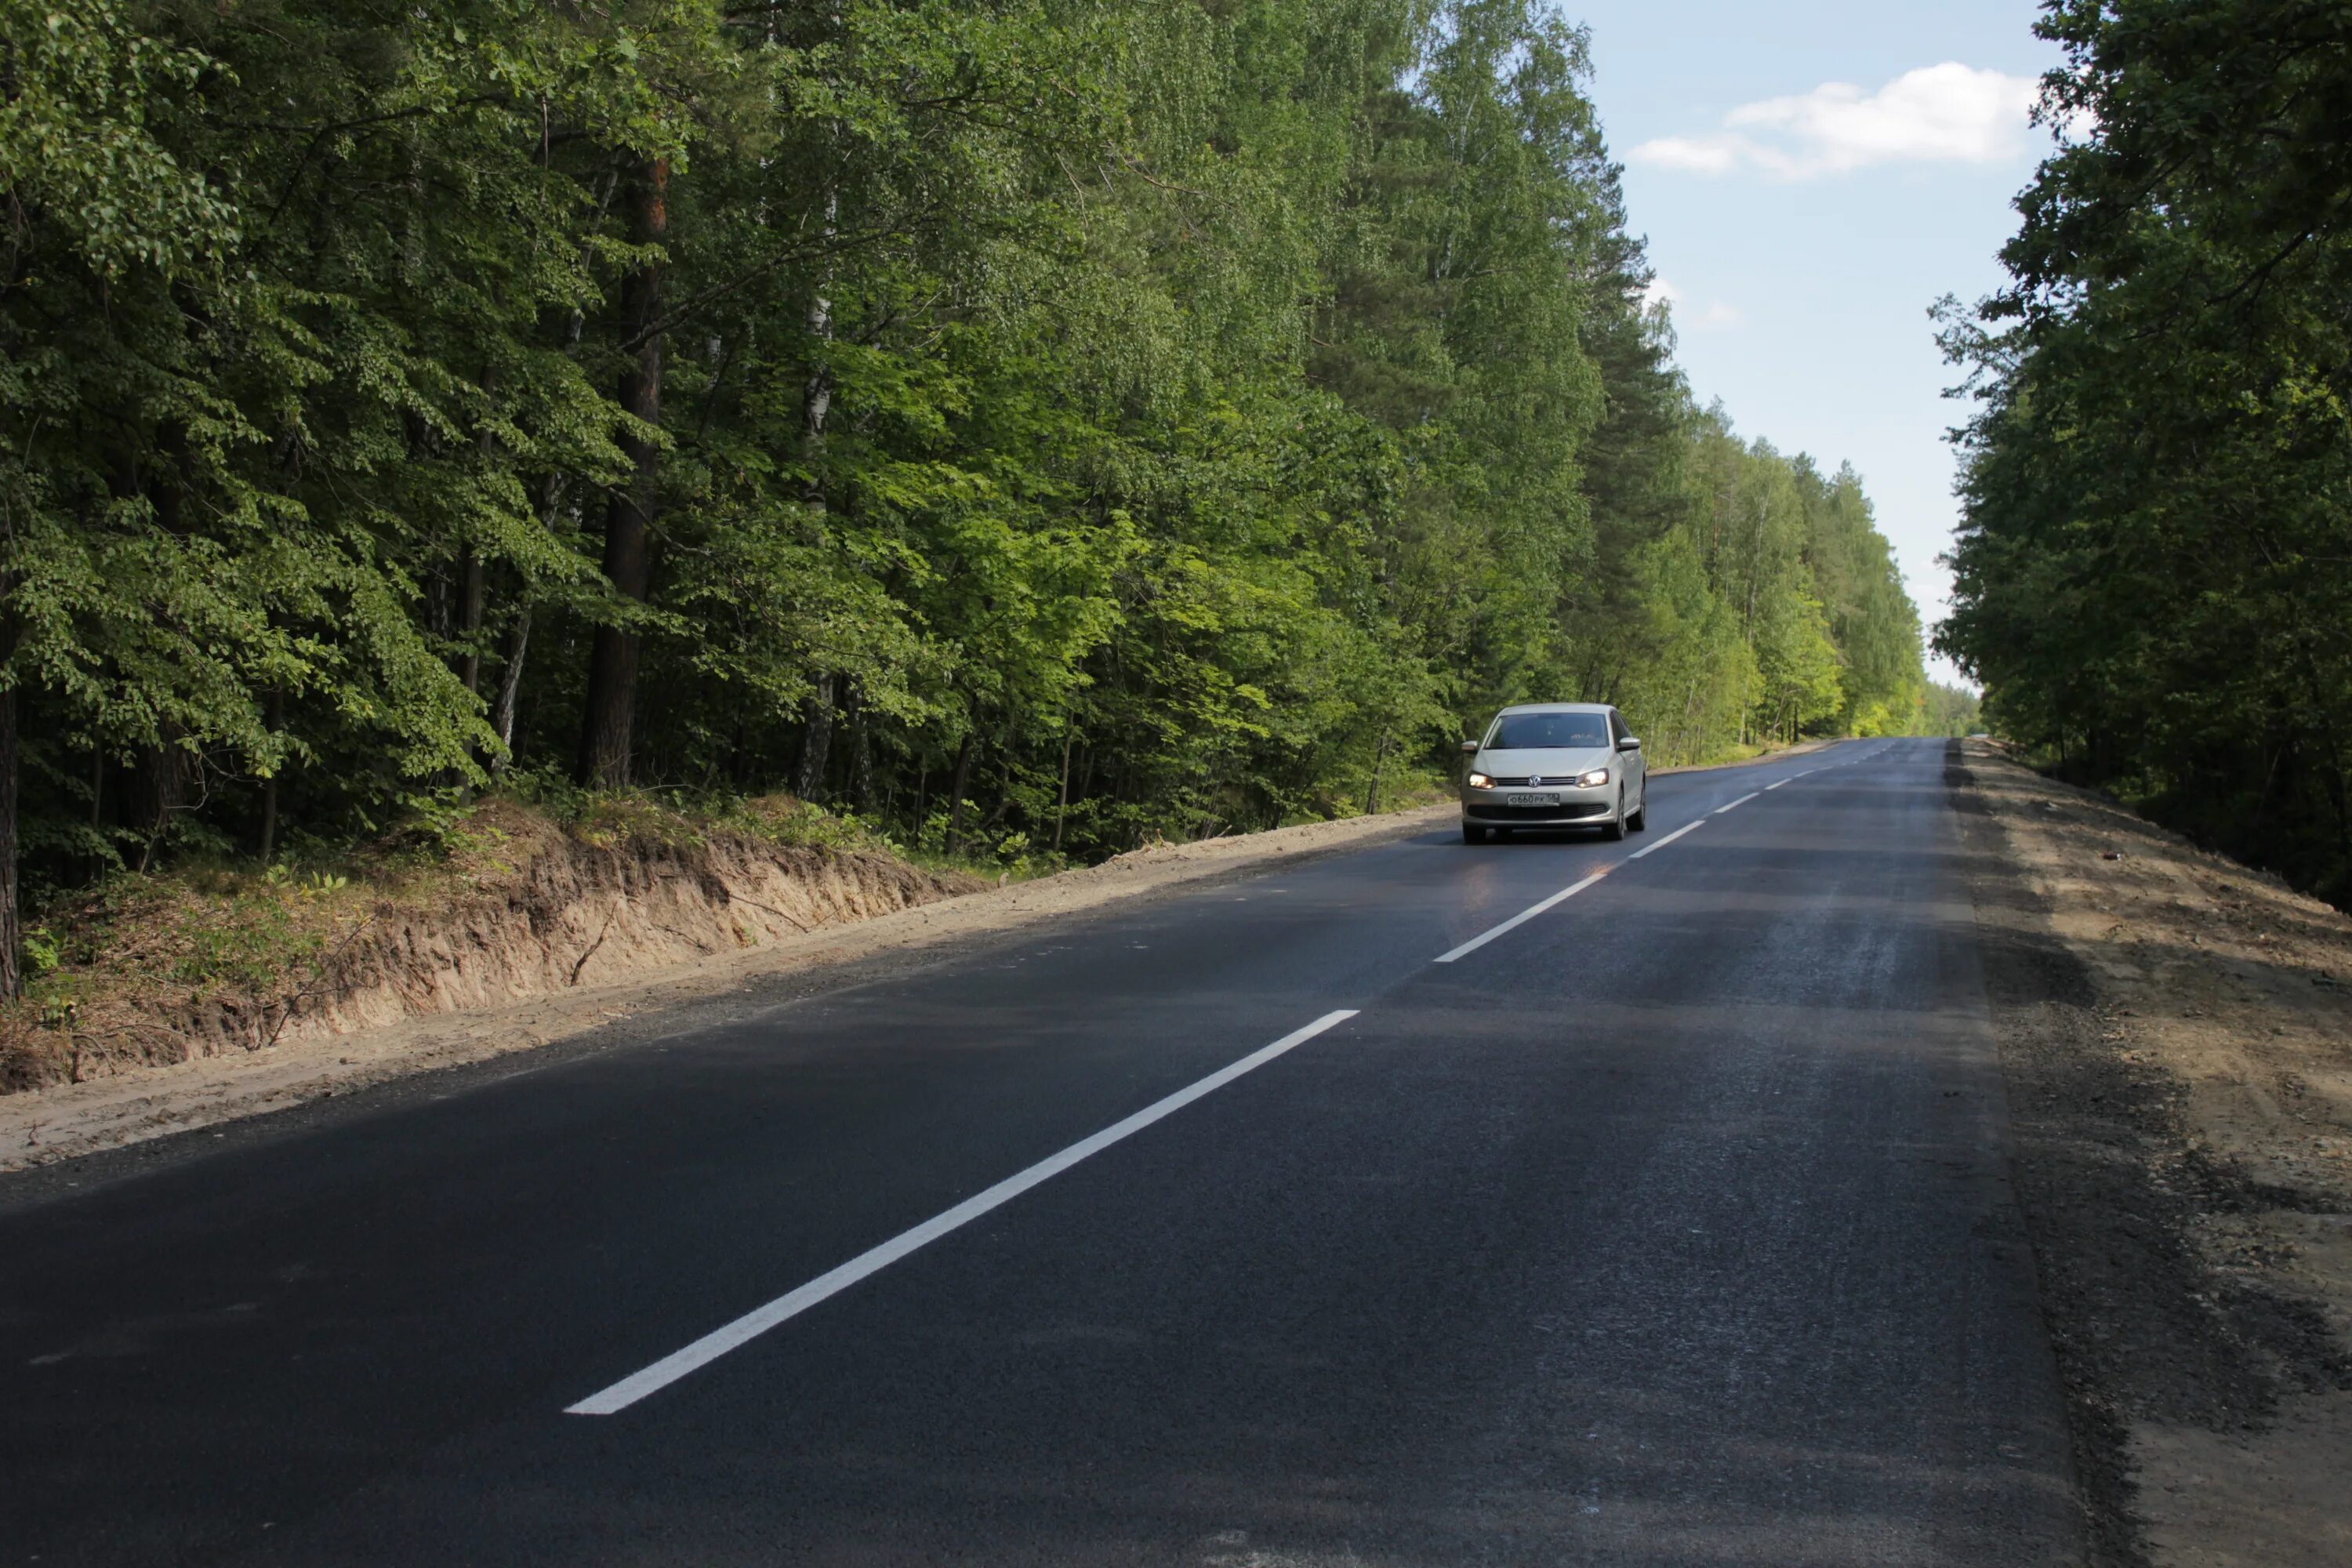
top-left (1626, 818), bottom-right (1707, 860)
top-left (565, 1010), bottom-right (1358, 1416)
top-left (1715, 793), bottom-right (1759, 814)
top-left (1438, 807), bottom-right (1726, 963)
top-left (1433, 872), bottom-right (1610, 964)
top-left (1763, 778), bottom-right (1791, 791)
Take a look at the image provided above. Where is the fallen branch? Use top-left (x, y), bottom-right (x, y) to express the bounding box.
top-left (263, 913), bottom-right (380, 1051)
top-left (568, 908), bottom-right (619, 986)
top-left (724, 894), bottom-right (811, 932)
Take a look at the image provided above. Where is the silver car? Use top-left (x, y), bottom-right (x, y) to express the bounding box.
top-left (1458, 702), bottom-right (1649, 844)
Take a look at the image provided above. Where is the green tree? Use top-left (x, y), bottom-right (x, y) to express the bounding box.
top-left (1, 0), bottom-right (1927, 992)
top-left (1940, 0), bottom-right (2352, 901)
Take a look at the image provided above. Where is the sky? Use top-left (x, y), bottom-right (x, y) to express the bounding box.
top-left (1569, 0), bottom-right (2066, 687)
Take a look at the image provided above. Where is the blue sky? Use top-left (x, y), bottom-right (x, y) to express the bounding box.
top-left (1570, 1), bottom-right (2064, 685)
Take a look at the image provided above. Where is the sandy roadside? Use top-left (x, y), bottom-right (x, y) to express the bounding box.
top-left (1951, 740), bottom-right (2352, 1567)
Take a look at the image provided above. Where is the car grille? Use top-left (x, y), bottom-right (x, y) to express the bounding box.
top-left (1467, 801), bottom-right (1610, 822)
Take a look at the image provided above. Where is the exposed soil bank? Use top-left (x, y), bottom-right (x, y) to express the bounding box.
top-left (0, 802), bottom-right (1459, 1171)
top-left (1951, 740), bottom-right (2352, 1568)
top-left (1, 804), bottom-right (982, 1095)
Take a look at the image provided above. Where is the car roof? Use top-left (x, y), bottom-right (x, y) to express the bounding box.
top-left (1495, 702), bottom-right (1610, 714)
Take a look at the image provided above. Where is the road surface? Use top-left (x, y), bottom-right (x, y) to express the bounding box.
top-left (0, 738), bottom-right (2080, 1566)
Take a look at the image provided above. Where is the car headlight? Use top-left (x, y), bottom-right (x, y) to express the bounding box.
top-left (1576, 768), bottom-right (1610, 788)
top-left (1467, 771), bottom-right (1494, 789)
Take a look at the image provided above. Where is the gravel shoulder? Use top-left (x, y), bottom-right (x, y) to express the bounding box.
top-left (1951, 740), bottom-right (2352, 1567)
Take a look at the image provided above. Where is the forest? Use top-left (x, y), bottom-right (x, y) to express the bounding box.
top-left (1939, 0), bottom-right (2352, 906)
top-left (0, 0), bottom-right (1931, 996)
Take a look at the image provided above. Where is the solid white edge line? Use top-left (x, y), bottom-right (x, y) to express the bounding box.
top-left (566, 1008), bottom-right (1360, 1416)
top-left (1625, 817), bottom-right (1706, 860)
top-left (1432, 872), bottom-right (1608, 964)
top-left (1715, 792), bottom-right (1759, 815)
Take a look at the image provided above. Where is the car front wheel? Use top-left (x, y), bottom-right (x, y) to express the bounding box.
top-left (1601, 789), bottom-right (1627, 841)
top-left (1461, 822), bottom-right (1489, 844)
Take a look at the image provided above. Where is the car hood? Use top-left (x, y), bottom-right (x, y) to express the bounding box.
top-left (1475, 746), bottom-right (1613, 776)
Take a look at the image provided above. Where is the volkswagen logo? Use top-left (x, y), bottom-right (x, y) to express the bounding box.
top-left (1528, 775), bottom-right (1544, 786)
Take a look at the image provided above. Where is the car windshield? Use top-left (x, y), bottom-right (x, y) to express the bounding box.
top-left (1486, 712), bottom-right (1610, 750)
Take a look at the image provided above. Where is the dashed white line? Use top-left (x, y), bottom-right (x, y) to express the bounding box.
top-left (1432, 872), bottom-right (1610, 964)
top-left (1627, 818), bottom-right (1707, 859)
top-left (1763, 778), bottom-right (1792, 791)
top-left (1437, 800), bottom-right (1734, 962)
top-left (571, 753), bottom-right (1857, 1414)
top-left (566, 1009), bottom-right (1360, 1415)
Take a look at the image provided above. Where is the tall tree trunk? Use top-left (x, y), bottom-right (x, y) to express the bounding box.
top-left (802, 129), bottom-right (839, 465)
top-left (944, 733), bottom-right (976, 855)
top-left (457, 361), bottom-right (497, 704)
top-left (784, 166), bottom-right (841, 806)
top-left (795, 673), bottom-right (836, 802)
top-left (0, 679), bottom-right (18, 1000)
top-left (803, 205), bottom-right (835, 455)
top-left (456, 554), bottom-right (486, 695)
top-left (844, 678), bottom-right (874, 812)
top-left (576, 157), bottom-right (668, 789)
top-left (448, 546), bottom-right (488, 795)
top-left (1054, 732), bottom-right (1073, 854)
top-left (492, 470), bottom-right (567, 779)
top-left (258, 686), bottom-right (285, 861)
top-left (490, 604), bottom-right (531, 777)
top-left (131, 736), bottom-right (185, 874)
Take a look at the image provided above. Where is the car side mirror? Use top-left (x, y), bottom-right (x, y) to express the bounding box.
top-left (1459, 739), bottom-right (1479, 755)
top-left (1617, 735), bottom-right (1642, 751)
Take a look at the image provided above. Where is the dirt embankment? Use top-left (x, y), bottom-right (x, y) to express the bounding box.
top-left (0, 801), bottom-right (1461, 1171)
top-left (2, 804), bottom-right (984, 1098)
top-left (1952, 741), bottom-right (2352, 1567)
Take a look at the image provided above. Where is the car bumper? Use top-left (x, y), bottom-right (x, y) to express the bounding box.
top-left (1461, 792), bottom-right (1614, 826)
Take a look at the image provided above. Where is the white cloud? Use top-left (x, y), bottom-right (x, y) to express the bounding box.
top-left (1642, 276), bottom-right (1742, 331)
top-left (1632, 64), bottom-right (2041, 180)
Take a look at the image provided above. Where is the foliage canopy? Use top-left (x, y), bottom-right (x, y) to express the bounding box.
top-left (1940, 0), bottom-right (2352, 904)
top-left (0, 0), bottom-right (1928, 990)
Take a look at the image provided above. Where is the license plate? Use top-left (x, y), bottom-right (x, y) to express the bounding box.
top-left (1506, 792), bottom-right (1560, 807)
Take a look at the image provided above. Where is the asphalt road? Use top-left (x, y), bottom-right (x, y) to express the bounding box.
top-left (0, 738), bottom-right (2081, 1566)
